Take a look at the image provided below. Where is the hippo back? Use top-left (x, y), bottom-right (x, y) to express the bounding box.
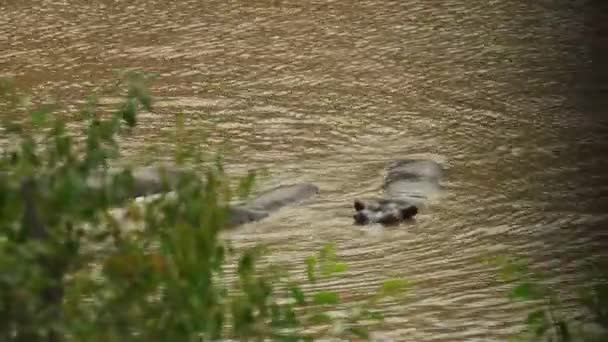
top-left (87, 165), bottom-right (185, 198)
top-left (385, 159), bottom-right (443, 181)
top-left (226, 207), bottom-right (270, 227)
top-left (383, 159), bottom-right (444, 205)
top-left (246, 183), bottom-right (319, 212)
top-left (228, 183), bottom-right (319, 227)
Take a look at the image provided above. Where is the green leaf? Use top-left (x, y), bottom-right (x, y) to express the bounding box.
top-left (507, 335), bottom-right (528, 342)
top-left (236, 170), bottom-right (256, 200)
top-left (483, 255), bottom-right (532, 282)
top-left (365, 310), bottom-right (384, 321)
top-left (289, 284), bottom-right (306, 305)
top-left (79, 95), bottom-right (99, 120)
top-left (313, 290), bottom-right (339, 305)
top-left (128, 82), bottom-right (152, 111)
top-left (523, 309), bottom-right (550, 337)
top-left (306, 256), bottom-right (317, 283)
top-left (238, 251), bottom-right (255, 276)
top-left (380, 278), bottom-right (410, 297)
top-left (120, 98), bottom-right (137, 127)
top-left (284, 305), bottom-right (298, 326)
top-left (533, 321), bottom-right (550, 337)
top-left (55, 135), bottom-right (71, 157)
top-left (319, 243), bottom-right (337, 262)
top-left (308, 313), bottom-right (333, 324)
top-left (509, 282), bottom-right (545, 301)
top-left (556, 320), bottom-right (570, 340)
top-left (526, 309), bottom-right (546, 326)
top-left (30, 104), bottom-right (54, 126)
top-left (499, 260), bottom-right (530, 281)
top-left (270, 303), bottom-right (281, 325)
top-left (321, 261), bottom-right (348, 276)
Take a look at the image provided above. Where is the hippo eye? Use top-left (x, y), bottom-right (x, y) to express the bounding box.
top-left (354, 200), bottom-right (365, 211)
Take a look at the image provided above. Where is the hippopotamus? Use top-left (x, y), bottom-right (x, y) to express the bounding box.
top-left (353, 159), bottom-right (444, 225)
top-left (88, 165), bottom-right (319, 227)
top-left (87, 165), bottom-right (186, 198)
top-left (227, 183), bottom-right (319, 227)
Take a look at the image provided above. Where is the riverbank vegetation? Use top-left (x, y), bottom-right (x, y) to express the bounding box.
top-left (485, 255), bottom-right (608, 342)
top-left (0, 74), bottom-right (606, 341)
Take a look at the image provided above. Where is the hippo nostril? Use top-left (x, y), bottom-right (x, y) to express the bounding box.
top-left (353, 212), bottom-right (369, 225)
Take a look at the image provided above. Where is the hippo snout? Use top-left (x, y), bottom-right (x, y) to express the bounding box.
top-left (353, 211), bottom-right (369, 225)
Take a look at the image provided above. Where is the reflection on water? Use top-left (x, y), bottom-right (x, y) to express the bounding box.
top-left (2, 0), bottom-right (607, 340)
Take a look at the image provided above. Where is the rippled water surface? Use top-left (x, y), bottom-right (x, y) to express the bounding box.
top-left (2, 0), bottom-right (608, 340)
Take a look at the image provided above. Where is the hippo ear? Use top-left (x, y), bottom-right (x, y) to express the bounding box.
top-left (400, 206), bottom-right (418, 219)
top-left (354, 200), bottom-right (365, 211)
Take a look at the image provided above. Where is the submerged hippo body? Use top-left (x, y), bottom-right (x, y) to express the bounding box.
top-left (89, 165), bottom-right (319, 227)
top-left (245, 183), bottom-right (320, 213)
top-left (353, 159), bottom-right (444, 225)
top-left (87, 165), bottom-right (186, 198)
top-left (228, 183), bottom-right (319, 227)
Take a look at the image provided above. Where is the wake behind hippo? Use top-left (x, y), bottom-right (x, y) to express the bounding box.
top-left (353, 159), bottom-right (444, 225)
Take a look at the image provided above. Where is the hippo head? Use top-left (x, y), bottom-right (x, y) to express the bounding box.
top-left (353, 198), bottom-right (418, 225)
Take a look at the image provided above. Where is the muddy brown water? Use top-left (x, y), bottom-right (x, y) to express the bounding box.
top-left (2, 0), bottom-right (608, 340)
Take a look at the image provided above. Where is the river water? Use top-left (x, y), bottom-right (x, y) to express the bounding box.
top-left (2, 0), bottom-right (608, 340)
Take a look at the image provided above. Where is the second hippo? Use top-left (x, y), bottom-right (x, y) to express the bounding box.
top-left (353, 159), bottom-right (444, 225)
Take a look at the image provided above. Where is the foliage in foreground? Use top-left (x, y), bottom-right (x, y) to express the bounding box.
top-left (0, 75), bottom-right (409, 341)
top-left (3, 74), bottom-right (606, 342)
top-left (486, 255), bottom-right (608, 342)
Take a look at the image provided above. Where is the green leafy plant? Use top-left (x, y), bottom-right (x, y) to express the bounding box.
top-left (485, 255), bottom-right (608, 342)
top-left (0, 75), bottom-right (411, 341)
